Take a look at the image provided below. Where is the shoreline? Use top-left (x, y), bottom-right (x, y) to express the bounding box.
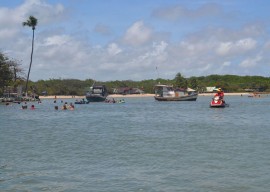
top-left (39, 92), bottom-right (256, 99)
top-left (39, 94), bottom-right (155, 99)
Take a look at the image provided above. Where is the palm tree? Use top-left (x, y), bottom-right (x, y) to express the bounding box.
top-left (174, 72), bottom-right (187, 89)
top-left (22, 15), bottom-right (38, 96)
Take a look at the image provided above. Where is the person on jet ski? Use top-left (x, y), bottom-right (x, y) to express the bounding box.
top-left (215, 88), bottom-right (224, 102)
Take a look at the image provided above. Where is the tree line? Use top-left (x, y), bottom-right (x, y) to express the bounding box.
top-left (0, 52), bottom-right (25, 95)
top-left (1, 52), bottom-right (270, 96)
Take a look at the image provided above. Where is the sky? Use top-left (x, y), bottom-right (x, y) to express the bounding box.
top-left (1, 0), bottom-right (270, 81)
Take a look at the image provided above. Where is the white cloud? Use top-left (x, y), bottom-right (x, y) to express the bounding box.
top-left (153, 41), bottom-right (168, 54)
top-left (216, 42), bottom-right (232, 56)
top-left (18, 0), bottom-right (65, 24)
top-left (43, 35), bottom-right (71, 46)
top-left (0, 28), bottom-right (17, 39)
top-left (152, 3), bottom-right (222, 21)
top-left (107, 43), bottom-right (122, 56)
top-left (222, 61), bottom-right (231, 67)
top-left (216, 38), bottom-right (257, 56)
top-left (236, 38), bottom-right (257, 50)
top-left (1, 1), bottom-right (270, 81)
top-left (123, 21), bottom-right (153, 46)
top-left (0, 0), bottom-right (66, 43)
top-left (239, 55), bottom-right (262, 68)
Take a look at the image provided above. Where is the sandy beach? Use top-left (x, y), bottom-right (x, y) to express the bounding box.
top-left (39, 93), bottom-right (253, 99)
top-left (39, 94), bottom-right (155, 99)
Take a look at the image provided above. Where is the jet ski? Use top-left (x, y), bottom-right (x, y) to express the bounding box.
top-left (210, 96), bottom-right (229, 108)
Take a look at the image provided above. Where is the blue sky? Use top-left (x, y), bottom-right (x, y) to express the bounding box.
top-left (1, 0), bottom-right (270, 81)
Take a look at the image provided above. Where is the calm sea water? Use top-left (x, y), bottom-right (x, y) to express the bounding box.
top-left (1, 95), bottom-right (270, 192)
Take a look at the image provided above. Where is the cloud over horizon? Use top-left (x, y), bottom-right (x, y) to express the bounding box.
top-left (1, 0), bottom-right (270, 81)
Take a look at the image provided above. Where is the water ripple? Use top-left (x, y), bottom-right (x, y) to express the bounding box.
top-left (1, 96), bottom-right (270, 191)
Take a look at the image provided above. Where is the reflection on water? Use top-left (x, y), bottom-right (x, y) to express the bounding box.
top-left (1, 95), bottom-right (270, 191)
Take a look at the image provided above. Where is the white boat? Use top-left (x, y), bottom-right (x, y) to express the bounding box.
top-left (154, 84), bottom-right (198, 101)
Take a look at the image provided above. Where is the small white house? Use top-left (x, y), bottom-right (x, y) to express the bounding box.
top-left (206, 87), bottom-right (216, 92)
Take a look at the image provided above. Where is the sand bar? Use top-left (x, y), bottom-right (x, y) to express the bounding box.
top-left (38, 93), bottom-right (257, 99)
top-left (39, 94), bottom-right (155, 99)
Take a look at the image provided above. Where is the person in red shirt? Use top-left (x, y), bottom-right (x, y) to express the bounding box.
top-left (215, 88), bottom-right (224, 102)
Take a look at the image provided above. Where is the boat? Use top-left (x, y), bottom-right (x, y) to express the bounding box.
top-left (210, 96), bottom-right (229, 108)
top-left (74, 99), bottom-right (89, 104)
top-left (248, 93), bottom-right (261, 98)
top-left (86, 84), bottom-right (108, 102)
top-left (0, 92), bottom-right (23, 104)
top-left (104, 98), bottom-right (125, 103)
top-left (154, 84), bottom-right (198, 101)
top-left (118, 99), bottom-right (125, 103)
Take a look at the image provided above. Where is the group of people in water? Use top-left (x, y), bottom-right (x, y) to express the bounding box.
top-left (21, 102), bottom-right (36, 110)
top-left (18, 100), bottom-right (75, 111)
top-left (21, 101), bottom-right (42, 110)
top-left (59, 102), bottom-right (75, 110)
top-left (54, 100), bottom-right (75, 110)
top-left (17, 97), bottom-right (126, 111)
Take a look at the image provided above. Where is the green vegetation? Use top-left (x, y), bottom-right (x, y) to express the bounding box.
top-left (1, 51), bottom-right (270, 96)
top-left (0, 52), bottom-right (24, 95)
top-left (25, 74), bottom-right (270, 95)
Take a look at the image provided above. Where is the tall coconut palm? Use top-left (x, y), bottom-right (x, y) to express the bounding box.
top-left (22, 15), bottom-right (38, 96)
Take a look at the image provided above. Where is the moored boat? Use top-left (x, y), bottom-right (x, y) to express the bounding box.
top-left (86, 84), bottom-right (108, 102)
top-left (74, 99), bottom-right (89, 104)
top-left (154, 84), bottom-right (198, 101)
top-left (0, 92), bottom-right (24, 104)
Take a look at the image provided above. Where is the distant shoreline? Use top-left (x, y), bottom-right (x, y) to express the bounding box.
top-left (39, 92), bottom-right (258, 99)
top-left (39, 94), bottom-right (155, 99)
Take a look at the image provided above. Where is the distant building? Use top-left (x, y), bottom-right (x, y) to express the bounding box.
top-left (205, 87), bottom-right (216, 92)
top-left (41, 91), bottom-right (48, 96)
top-left (113, 87), bottom-right (144, 95)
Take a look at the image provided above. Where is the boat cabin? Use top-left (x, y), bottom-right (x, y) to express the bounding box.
top-left (154, 85), bottom-right (175, 97)
top-left (87, 85), bottom-right (108, 96)
top-left (154, 84), bottom-right (198, 101)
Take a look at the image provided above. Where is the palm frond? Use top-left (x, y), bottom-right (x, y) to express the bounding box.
top-left (22, 16), bottom-right (38, 29)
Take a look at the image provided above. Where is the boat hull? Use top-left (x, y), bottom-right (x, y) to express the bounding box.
top-left (210, 100), bottom-right (229, 108)
top-left (210, 103), bottom-right (226, 108)
top-left (75, 101), bottom-right (89, 104)
top-left (154, 94), bottom-right (198, 101)
top-left (86, 96), bottom-right (107, 102)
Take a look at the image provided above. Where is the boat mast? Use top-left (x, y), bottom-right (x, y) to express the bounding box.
top-left (156, 66), bottom-right (160, 79)
top-left (90, 81), bottom-right (95, 91)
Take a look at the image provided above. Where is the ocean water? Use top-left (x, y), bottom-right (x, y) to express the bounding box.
top-left (1, 95), bottom-right (270, 192)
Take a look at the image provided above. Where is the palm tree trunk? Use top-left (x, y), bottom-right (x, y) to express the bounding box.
top-left (25, 29), bottom-right (35, 96)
